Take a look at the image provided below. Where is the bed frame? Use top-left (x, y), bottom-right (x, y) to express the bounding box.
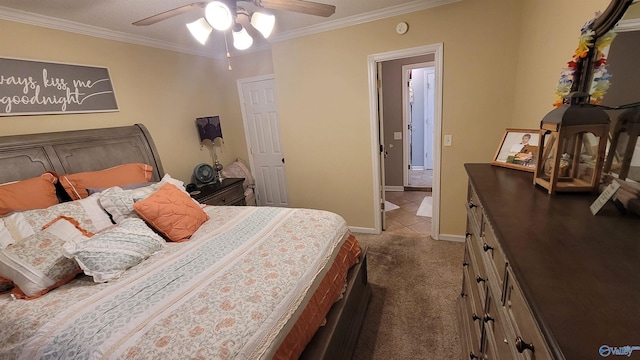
top-left (0, 123), bottom-right (371, 359)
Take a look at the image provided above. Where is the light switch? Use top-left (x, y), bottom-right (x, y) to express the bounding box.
top-left (394, 132), bottom-right (402, 140)
top-left (444, 134), bottom-right (452, 146)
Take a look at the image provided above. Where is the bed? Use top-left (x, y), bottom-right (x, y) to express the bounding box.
top-left (0, 124), bottom-right (371, 359)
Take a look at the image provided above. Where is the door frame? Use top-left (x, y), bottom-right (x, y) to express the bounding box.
top-left (402, 62), bottom-right (435, 187)
top-left (367, 43), bottom-right (443, 238)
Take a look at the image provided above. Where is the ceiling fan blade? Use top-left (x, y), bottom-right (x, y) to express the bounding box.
top-left (255, 0), bottom-right (335, 17)
top-left (132, 2), bottom-right (209, 26)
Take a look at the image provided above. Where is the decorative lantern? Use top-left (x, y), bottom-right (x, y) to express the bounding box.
top-left (533, 92), bottom-right (610, 194)
top-left (602, 107), bottom-right (640, 180)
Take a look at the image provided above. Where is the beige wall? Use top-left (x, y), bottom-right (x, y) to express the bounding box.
top-left (271, 0), bottom-right (524, 233)
top-left (0, 0), bottom-right (621, 235)
top-left (0, 19), bottom-right (273, 185)
top-left (510, 0), bottom-right (611, 128)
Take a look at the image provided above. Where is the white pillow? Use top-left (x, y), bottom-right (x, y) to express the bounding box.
top-left (0, 217), bottom-right (88, 298)
top-left (0, 219), bottom-right (12, 249)
top-left (2, 193), bottom-right (112, 243)
top-left (63, 218), bottom-right (166, 283)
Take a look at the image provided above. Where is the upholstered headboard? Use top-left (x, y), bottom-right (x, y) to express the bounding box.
top-left (0, 124), bottom-right (164, 184)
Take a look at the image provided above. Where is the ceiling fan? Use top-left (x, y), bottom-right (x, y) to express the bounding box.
top-left (132, 0), bottom-right (336, 51)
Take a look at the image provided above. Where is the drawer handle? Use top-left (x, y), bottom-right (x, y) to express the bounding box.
top-left (476, 276), bottom-right (486, 284)
top-left (483, 243), bottom-right (493, 252)
top-left (515, 336), bottom-right (535, 353)
top-left (468, 202), bottom-right (477, 209)
top-left (483, 314), bottom-right (494, 323)
top-left (472, 313), bottom-right (481, 322)
top-left (469, 353), bottom-right (479, 359)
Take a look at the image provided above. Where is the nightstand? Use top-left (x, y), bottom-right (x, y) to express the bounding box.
top-left (190, 178), bottom-right (246, 206)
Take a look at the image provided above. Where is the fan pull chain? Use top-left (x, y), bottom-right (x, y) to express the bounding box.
top-left (224, 31), bottom-right (232, 71)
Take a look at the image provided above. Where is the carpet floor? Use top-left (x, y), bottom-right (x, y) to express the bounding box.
top-left (352, 233), bottom-right (464, 359)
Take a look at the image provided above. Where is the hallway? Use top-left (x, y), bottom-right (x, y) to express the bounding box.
top-left (384, 190), bottom-right (432, 236)
top-left (407, 169), bottom-right (432, 189)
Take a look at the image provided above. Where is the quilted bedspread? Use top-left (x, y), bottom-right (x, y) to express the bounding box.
top-left (0, 206), bottom-right (351, 359)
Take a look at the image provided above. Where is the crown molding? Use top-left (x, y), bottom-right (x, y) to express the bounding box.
top-left (0, 0), bottom-right (462, 59)
top-left (271, 0), bottom-right (462, 42)
top-left (0, 6), bottom-right (222, 58)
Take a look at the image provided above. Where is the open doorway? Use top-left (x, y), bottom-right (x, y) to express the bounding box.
top-left (404, 63), bottom-right (435, 190)
top-left (367, 44), bottom-right (443, 237)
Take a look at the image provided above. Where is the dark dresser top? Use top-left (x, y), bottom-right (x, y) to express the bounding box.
top-left (465, 163), bottom-right (640, 360)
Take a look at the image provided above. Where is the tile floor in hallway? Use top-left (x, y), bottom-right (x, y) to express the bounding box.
top-left (383, 190), bottom-right (432, 236)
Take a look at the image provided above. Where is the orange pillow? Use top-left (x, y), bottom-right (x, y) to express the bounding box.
top-left (59, 163), bottom-right (153, 200)
top-left (0, 172), bottom-right (58, 216)
top-left (133, 183), bottom-right (209, 242)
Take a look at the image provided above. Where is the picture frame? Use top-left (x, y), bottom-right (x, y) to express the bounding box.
top-left (492, 128), bottom-right (540, 172)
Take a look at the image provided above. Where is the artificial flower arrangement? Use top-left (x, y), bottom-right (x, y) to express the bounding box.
top-left (553, 18), bottom-right (617, 107)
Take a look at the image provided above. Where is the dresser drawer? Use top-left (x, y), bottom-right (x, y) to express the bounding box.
top-left (481, 217), bottom-right (508, 293)
top-left (463, 247), bottom-right (483, 333)
top-left (504, 269), bottom-right (552, 360)
top-left (467, 183), bottom-right (483, 228)
top-left (197, 182), bottom-right (245, 206)
top-left (459, 264), bottom-right (482, 358)
top-left (467, 235), bottom-right (488, 313)
top-left (483, 291), bottom-right (519, 360)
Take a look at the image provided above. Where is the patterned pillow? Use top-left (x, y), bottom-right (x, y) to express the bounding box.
top-left (99, 174), bottom-right (190, 224)
top-left (63, 218), bottom-right (165, 283)
top-left (0, 216), bottom-right (91, 299)
top-left (2, 193), bottom-right (112, 243)
top-left (134, 183), bottom-right (210, 242)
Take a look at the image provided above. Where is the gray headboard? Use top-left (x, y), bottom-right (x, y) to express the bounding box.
top-left (0, 124), bottom-right (164, 185)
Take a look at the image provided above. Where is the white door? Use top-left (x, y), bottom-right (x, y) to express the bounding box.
top-left (377, 62), bottom-right (387, 230)
top-left (424, 68), bottom-right (435, 170)
top-left (238, 76), bottom-right (289, 207)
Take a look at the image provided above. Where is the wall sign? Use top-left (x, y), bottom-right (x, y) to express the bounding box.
top-left (0, 57), bottom-right (119, 116)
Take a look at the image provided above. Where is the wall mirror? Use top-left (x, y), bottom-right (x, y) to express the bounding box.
top-left (599, 0), bottom-right (640, 181)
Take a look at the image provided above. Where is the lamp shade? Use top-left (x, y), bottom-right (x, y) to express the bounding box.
top-left (205, 1), bottom-right (233, 31)
top-left (187, 18), bottom-right (213, 45)
top-left (196, 116), bottom-right (223, 142)
top-left (251, 11), bottom-right (275, 39)
top-left (233, 26), bottom-right (253, 50)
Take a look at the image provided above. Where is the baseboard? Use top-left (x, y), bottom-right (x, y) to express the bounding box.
top-left (349, 226), bottom-right (378, 234)
top-left (384, 185), bottom-right (405, 192)
top-left (432, 233), bottom-right (465, 242)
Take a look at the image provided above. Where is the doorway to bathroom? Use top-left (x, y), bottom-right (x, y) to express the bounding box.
top-left (403, 63), bottom-right (435, 190)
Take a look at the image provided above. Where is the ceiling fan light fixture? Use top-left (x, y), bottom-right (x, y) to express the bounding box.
top-left (186, 17), bottom-right (213, 45)
top-left (205, 1), bottom-right (233, 31)
top-left (250, 11), bottom-right (275, 39)
top-left (232, 26), bottom-right (253, 50)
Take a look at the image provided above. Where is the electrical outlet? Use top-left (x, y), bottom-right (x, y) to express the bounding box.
top-left (394, 132), bottom-right (402, 140)
top-left (444, 134), bottom-right (452, 147)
